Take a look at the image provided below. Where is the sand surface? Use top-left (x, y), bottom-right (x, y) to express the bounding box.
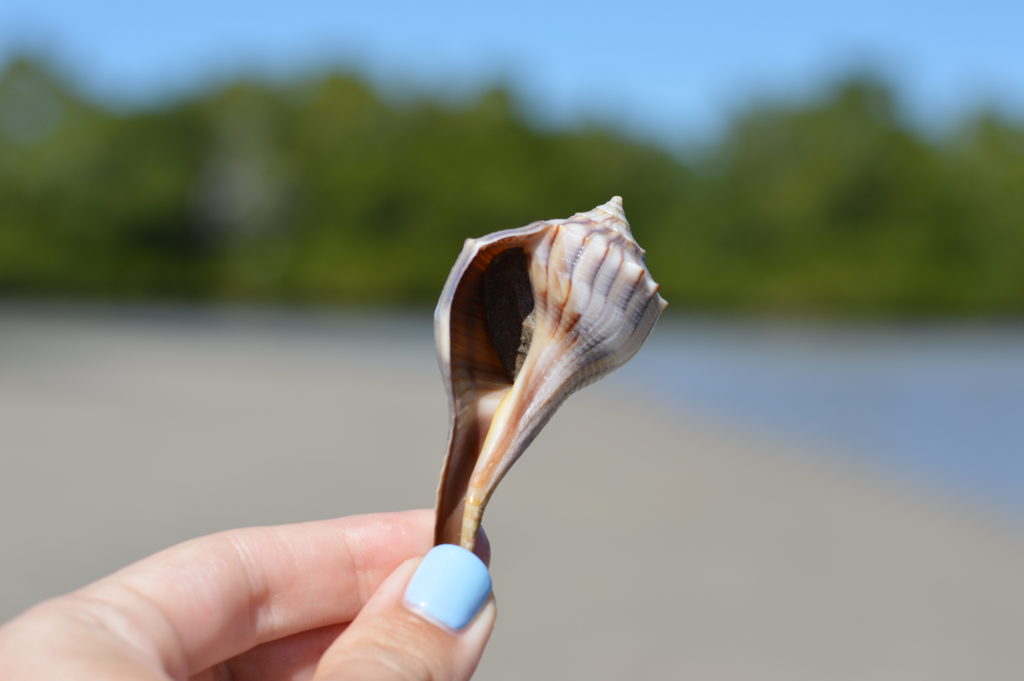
top-left (2, 305), bottom-right (1023, 680)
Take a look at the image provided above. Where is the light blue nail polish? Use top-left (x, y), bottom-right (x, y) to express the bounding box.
top-left (404, 544), bottom-right (492, 631)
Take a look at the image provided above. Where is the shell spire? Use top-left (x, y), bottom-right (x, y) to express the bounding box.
top-left (593, 195), bottom-right (627, 226)
top-left (433, 197), bottom-right (666, 549)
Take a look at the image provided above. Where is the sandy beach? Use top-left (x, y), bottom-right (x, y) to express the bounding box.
top-left (2, 305), bottom-right (1022, 680)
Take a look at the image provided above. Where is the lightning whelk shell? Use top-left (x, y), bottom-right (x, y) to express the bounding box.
top-left (433, 196), bottom-right (667, 549)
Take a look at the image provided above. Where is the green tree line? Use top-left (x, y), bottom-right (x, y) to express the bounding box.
top-left (1, 55), bottom-right (1022, 315)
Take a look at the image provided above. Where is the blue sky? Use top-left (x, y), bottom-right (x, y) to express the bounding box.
top-left (1, 0), bottom-right (1022, 145)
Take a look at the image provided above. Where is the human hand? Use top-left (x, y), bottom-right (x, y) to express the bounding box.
top-left (0, 510), bottom-right (495, 680)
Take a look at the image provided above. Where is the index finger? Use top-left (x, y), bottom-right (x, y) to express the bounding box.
top-left (71, 509), bottom-right (434, 678)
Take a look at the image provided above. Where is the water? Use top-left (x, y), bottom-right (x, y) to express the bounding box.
top-left (616, 318), bottom-right (1024, 519)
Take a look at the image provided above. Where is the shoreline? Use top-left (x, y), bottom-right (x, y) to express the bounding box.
top-left (2, 305), bottom-right (1023, 679)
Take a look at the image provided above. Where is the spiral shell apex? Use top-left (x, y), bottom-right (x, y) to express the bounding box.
top-left (433, 197), bottom-right (667, 548)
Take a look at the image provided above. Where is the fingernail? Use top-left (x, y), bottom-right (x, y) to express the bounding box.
top-left (404, 544), bottom-right (492, 631)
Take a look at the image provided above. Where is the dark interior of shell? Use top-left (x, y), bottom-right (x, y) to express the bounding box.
top-left (482, 248), bottom-right (535, 380)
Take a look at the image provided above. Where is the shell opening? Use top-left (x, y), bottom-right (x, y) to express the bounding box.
top-left (482, 247), bottom-right (535, 381)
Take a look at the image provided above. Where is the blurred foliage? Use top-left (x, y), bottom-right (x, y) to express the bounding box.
top-left (1, 55), bottom-right (1022, 315)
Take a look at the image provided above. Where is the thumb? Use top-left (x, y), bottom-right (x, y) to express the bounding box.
top-left (313, 544), bottom-right (496, 681)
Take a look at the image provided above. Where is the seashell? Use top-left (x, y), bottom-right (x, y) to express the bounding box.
top-left (433, 197), bottom-right (667, 550)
